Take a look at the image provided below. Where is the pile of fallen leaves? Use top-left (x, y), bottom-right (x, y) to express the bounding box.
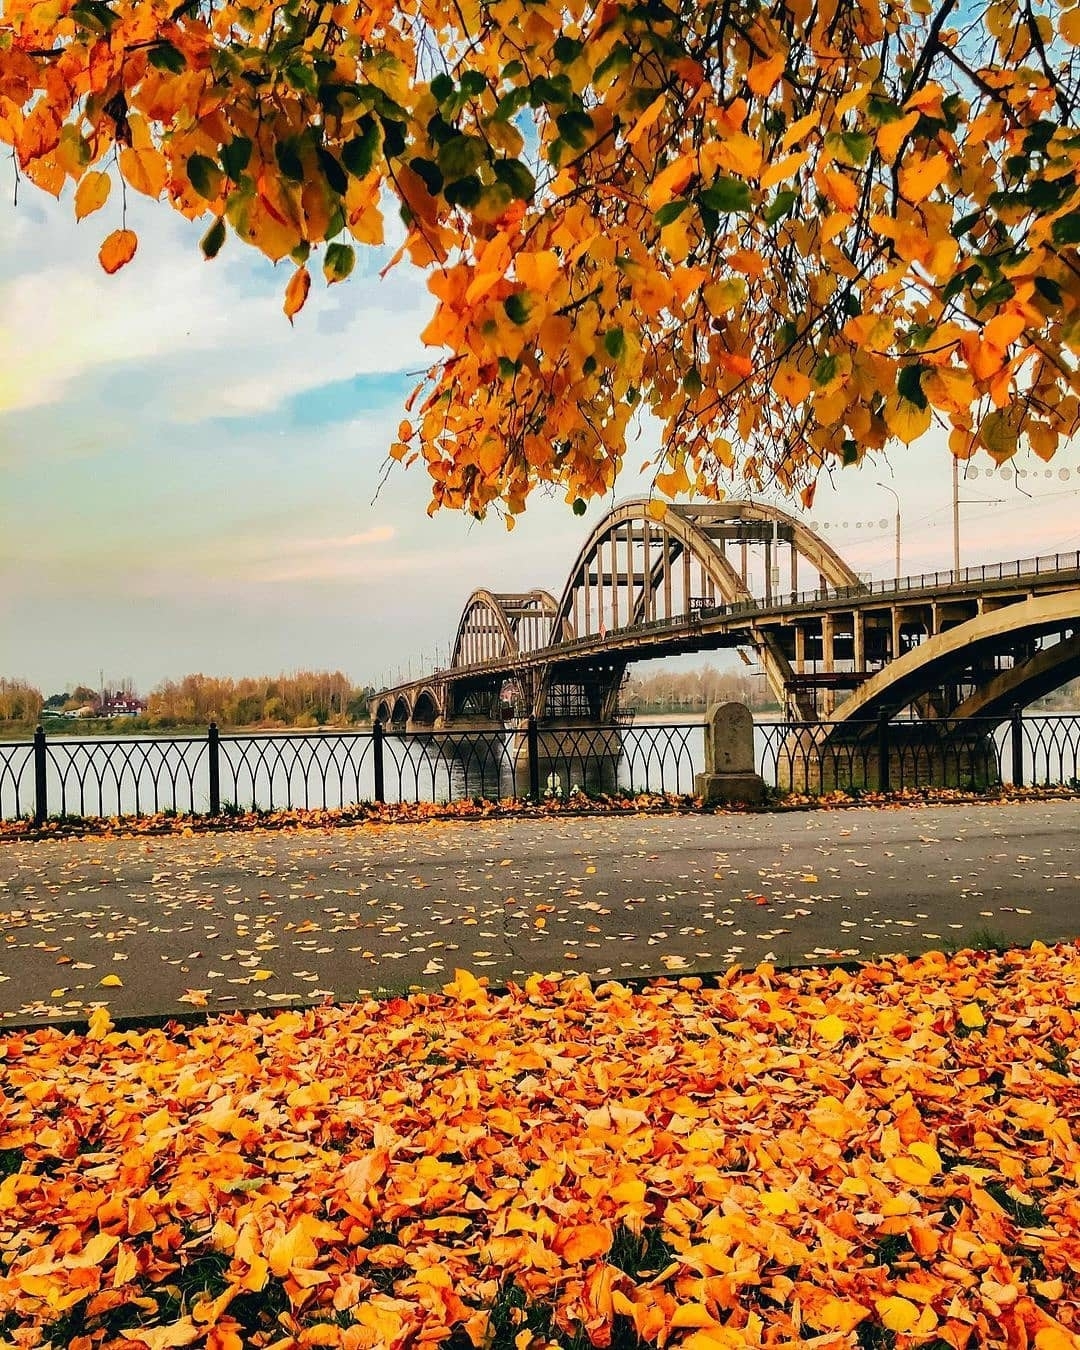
top-left (2, 948), bottom-right (1080, 1350)
top-left (2, 783), bottom-right (1078, 846)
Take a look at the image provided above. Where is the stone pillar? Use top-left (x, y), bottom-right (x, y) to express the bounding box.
top-left (695, 702), bottom-right (766, 806)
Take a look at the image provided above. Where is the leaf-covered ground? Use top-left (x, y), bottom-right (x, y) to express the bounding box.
top-left (2, 947), bottom-right (1079, 1350)
top-left (1, 783), bottom-right (1079, 847)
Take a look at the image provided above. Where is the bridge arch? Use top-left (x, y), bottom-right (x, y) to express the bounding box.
top-left (373, 698), bottom-right (393, 725)
top-left (546, 499), bottom-right (860, 713)
top-left (390, 695), bottom-right (411, 726)
top-left (831, 593), bottom-right (1080, 726)
top-left (450, 588), bottom-right (559, 669)
top-left (411, 688), bottom-right (441, 725)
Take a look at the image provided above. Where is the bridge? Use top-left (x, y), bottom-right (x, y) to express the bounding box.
top-left (373, 499), bottom-right (1080, 751)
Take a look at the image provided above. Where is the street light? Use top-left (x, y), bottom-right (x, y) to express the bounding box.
top-left (876, 481), bottom-right (901, 582)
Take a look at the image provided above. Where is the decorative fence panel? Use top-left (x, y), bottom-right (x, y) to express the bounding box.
top-left (3, 711), bottom-right (1080, 823)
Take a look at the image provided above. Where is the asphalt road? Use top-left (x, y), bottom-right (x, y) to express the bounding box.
top-left (1, 800), bottom-right (1078, 1024)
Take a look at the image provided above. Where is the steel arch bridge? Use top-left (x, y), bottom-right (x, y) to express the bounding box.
top-left (373, 498), bottom-right (1080, 731)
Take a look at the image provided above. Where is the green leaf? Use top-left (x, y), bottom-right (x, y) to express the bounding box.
top-left (438, 134), bottom-right (487, 179)
top-left (604, 327), bottom-right (626, 360)
top-left (841, 438), bottom-right (859, 465)
top-left (317, 147), bottom-right (348, 196)
top-left (200, 217), bottom-right (226, 260)
top-left (431, 73), bottom-right (454, 103)
top-left (380, 118), bottom-right (407, 160)
top-left (682, 368), bottom-right (703, 396)
top-left (840, 131), bottom-right (872, 165)
top-left (553, 36), bottom-right (583, 64)
top-left (342, 118), bottom-right (383, 178)
top-left (220, 137), bottom-right (252, 181)
top-left (556, 110), bottom-right (593, 150)
top-left (897, 362), bottom-right (928, 410)
top-left (595, 44), bottom-right (632, 83)
top-left (494, 87), bottom-right (531, 122)
top-left (410, 157), bottom-right (443, 195)
top-left (71, 0), bottom-right (120, 35)
top-left (1035, 276), bottom-right (1063, 306)
top-left (951, 210), bottom-right (981, 238)
top-left (284, 61), bottom-right (318, 97)
top-left (494, 159), bottom-right (536, 202)
top-left (459, 71), bottom-right (487, 97)
top-left (323, 242), bottom-right (356, 284)
top-left (763, 190), bottom-right (798, 225)
top-left (147, 41), bottom-right (186, 73)
top-left (1052, 212), bottom-right (1080, 246)
top-left (275, 139), bottom-right (304, 183)
top-left (502, 60), bottom-right (524, 79)
top-left (867, 95), bottom-right (903, 124)
top-left (444, 174), bottom-right (482, 208)
top-left (655, 198), bottom-right (690, 228)
top-left (572, 497), bottom-right (588, 516)
top-left (813, 353), bottom-right (839, 386)
top-left (503, 292), bottom-right (532, 325)
top-left (980, 409), bottom-right (1019, 459)
top-left (700, 177), bottom-right (752, 213)
top-left (186, 154), bottom-right (221, 200)
top-left (498, 357), bottom-right (519, 380)
top-left (530, 75), bottom-right (573, 107)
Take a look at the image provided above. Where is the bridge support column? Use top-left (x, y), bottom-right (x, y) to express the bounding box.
top-left (821, 613), bottom-right (836, 716)
top-left (891, 606), bottom-right (902, 662)
top-left (794, 625), bottom-right (806, 674)
top-left (853, 611), bottom-right (865, 672)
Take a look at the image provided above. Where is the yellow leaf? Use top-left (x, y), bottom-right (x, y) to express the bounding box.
top-left (884, 393), bottom-right (932, 444)
top-left (99, 973), bottom-right (123, 988)
top-left (626, 93), bottom-right (667, 146)
top-left (671, 1304), bottom-right (721, 1330)
top-left (746, 51), bottom-right (786, 96)
top-left (773, 366), bottom-right (812, 405)
top-left (516, 250), bottom-right (560, 295)
top-left (284, 266), bottom-right (311, 323)
top-left (814, 1013), bottom-right (846, 1044)
top-left (99, 229), bottom-right (138, 274)
top-left (890, 1155), bottom-right (934, 1188)
top-left (647, 499), bottom-right (668, 520)
top-left (959, 1001), bottom-right (986, 1028)
top-left (816, 1296), bottom-right (871, 1333)
top-left (118, 145), bottom-right (167, 199)
top-left (75, 170), bottom-right (111, 220)
top-left (876, 112), bottom-right (919, 164)
top-left (252, 970), bottom-right (273, 982)
top-left (876, 1296), bottom-right (920, 1333)
top-left (760, 1188), bottom-right (798, 1215)
top-left (898, 152), bottom-right (952, 203)
top-left (267, 1222), bottom-right (318, 1278)
top-left (444, 969), bottom-right (488, 1004)
top-left (702, 278), bottom-right (746, 316)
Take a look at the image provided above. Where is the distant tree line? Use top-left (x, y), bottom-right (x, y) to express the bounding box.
top-left (1, 672), bottom-right (375, 731)
top-left (145, 672), bottom-right (371, 728)
top-left (0, 679), bottom-right (44, 725)
top-left (623, 667), bottom-right (778, 714)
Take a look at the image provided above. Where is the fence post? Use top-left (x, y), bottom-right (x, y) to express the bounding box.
top-left (208, 722), bottom-right (221, 815)
top-left (526, 715), bottom-right (541, 801)
top-left (1010, 705), bottom-right (1024, 788)
top-left (33, 725), bottom-right (47, 827)
top-left (877, 713), bottom-right (891, 793)
top-left (372, 719), bottom-right (385, 804)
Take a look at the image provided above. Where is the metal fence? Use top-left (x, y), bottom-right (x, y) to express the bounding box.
top-left (2, 712), bottom-right (1080, 823)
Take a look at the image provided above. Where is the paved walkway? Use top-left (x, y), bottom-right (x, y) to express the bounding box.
top-left (1, 800), bottom-right (1078, 1024)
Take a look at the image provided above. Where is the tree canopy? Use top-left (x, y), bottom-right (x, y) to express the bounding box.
top-left (3, 0), bottom-right (1080, 518)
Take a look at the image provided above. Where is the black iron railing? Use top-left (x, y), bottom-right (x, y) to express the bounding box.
top-left (3, 711), bottom-right (1080, 823)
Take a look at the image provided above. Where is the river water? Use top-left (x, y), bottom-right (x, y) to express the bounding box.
top-left (2, 716), bottom-right (1079, 821)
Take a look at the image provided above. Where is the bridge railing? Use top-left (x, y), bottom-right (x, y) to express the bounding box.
top-left (4, 712), bottom-right (1080, 822)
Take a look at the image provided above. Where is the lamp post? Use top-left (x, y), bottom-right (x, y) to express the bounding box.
top-left (877, 481), bottom-right (901, 582)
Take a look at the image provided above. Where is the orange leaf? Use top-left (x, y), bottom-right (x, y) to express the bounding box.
top-left (284, 266), bottom-right (311, 323)
top-left (99, 229), bottom-right (138, 274)
top-left (75, 170), bottom-right (111, 221)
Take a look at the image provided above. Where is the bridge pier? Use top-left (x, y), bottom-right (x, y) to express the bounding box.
top-left (510, 720), bottom-right (624, 799)
top-left (777, 720), bottom-right (1001, 795)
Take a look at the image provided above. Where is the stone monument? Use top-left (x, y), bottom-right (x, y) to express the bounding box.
top-left (695, 702), bottom-right (766, 806)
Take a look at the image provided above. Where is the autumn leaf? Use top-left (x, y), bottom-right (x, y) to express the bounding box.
top-left (98, 229), bottom-right (138, 275)
top-left (74, 170), bottom-right (111, 220)
top-left (284, 265), bottom-right (311, 322)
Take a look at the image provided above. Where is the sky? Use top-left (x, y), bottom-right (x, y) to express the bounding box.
top-left (3, 163), bottom-right (1080, 697)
